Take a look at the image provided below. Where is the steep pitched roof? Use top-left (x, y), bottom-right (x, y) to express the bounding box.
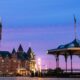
top-left (27, 47), bottom-right (35, 59)
top-left (17, 44), bottom-right (24, 52)
top-left (12, 48), bottom-right (16, 54)
top-left (27, 47), bottom-right (32, 54)
top-left (17, 52), bottom-right (28, 60)
top-left (0, 51), bottom-right (11, 58)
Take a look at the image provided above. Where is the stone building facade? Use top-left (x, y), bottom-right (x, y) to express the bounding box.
top-left (0, 44), bottom-right (36, 76)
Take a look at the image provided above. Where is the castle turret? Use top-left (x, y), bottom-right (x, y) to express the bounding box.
top-left (17, 44), bottom-right (24, 52)
top-left (12, 48), bottom-right (16, 54)
top-left (27, 47), bottom-right (35, 60)
top-left (27, 47), bottom-right (36, 73)
top-left (12, 48), bottom-right (17, 59)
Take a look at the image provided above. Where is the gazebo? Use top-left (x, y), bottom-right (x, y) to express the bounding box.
top-left (48, 39), bottom-right (80, 72)
top-left (47, 16), bottom-right (80, 73)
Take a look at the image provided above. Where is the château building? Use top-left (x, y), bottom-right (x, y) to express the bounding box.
top-left (0, 44), bottom-right (36, 76)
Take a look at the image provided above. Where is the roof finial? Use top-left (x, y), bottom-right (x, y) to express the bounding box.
top-left (74, 15), bottom-right (77, 39)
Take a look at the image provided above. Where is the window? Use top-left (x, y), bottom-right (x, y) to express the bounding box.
top-left (2, 60), bottom-right (4, 63)
top-left (13, 60), bottom-right (16, 63)
top-left (6, 70), bottom-right (8, 72)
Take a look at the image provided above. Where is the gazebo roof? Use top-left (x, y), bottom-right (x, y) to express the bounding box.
top-left (48, 16), bottom-right (80, 55)
top-left (58, 39), bottom-right (80, 49)
top-left (48, 39), bottom-right (80, 55)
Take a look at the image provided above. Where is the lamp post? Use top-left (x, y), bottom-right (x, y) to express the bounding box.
top-left (38, 58), bottom-right (41, 76)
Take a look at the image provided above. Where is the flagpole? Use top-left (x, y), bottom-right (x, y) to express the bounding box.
top-left (74, 16), bottom-right (77, 39)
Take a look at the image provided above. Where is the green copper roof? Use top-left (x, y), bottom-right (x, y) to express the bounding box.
top-left (58, 39), bottom-right (80, 49)
top-left (0, 51), bottom-right (11, 58)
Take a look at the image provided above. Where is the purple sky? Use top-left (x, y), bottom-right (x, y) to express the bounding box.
top-left (0, 0), bottom-right (80, 69)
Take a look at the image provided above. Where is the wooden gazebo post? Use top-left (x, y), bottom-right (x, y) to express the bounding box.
top-left (70, 53), bottom-right (73, 73)
top-left (64, 53), bottom-right (68, 72)
top-left (55, 53), bottom-right (59, 69)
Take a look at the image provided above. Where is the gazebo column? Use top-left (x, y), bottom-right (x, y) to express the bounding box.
top-left (70, 54), bottom-right (73, 73)
top-left (64, 53), bottom-right (68, 72)
top-left (56, 54), bottom-right (59, 69)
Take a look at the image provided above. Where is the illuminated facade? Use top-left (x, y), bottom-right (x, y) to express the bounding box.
top-left (0, 44), bottom-right (36, 76)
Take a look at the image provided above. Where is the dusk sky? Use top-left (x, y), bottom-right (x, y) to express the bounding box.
top-left (0, 0), bottom-right (80, 69)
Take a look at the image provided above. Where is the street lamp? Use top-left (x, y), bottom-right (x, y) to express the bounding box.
top-left (38, 58), bottom-right (41, 76)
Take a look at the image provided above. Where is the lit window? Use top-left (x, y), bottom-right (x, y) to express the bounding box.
top-left (2, 60), bottom-right (4, 62)
top-left (6, 70), bottom-right (8, 72)
top-left (13, 60), bottom-right (16, 62)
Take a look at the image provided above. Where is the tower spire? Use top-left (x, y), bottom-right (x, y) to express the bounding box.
top-left (74, 15), bottom-right (77, 39)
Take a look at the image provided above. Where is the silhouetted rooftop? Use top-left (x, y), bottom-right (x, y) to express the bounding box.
top-left (27, 47), bottom-right (35, 59)
top-left (48, 39), bottom-right (80, 55)
top-left (17, 52), bottom-right (28, 60)
top-left (17, 44), bottom-right (24, 52)
top-left (58, 39), bottom-right (80, 49)
top-left (0, 46), bottom-right (35, 61)
top-left (12, 48), bottom-right (16, 54)
top-left (0, 51), bottom-right (11, 58)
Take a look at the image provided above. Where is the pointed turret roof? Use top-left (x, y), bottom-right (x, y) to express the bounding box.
top-left (17, 44), bottom-right (24, 52)
top-left (12, 48), bottom-right (16, 54)
top-left (27, 47), bottom-right (35, 59)
top-left (27, 47), bottom-right (32, 54)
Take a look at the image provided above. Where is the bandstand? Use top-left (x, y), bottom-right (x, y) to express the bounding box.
top-left (48, 39), bottom-right (80, 73)
top-left (47, 16), bottom-right (80, 73)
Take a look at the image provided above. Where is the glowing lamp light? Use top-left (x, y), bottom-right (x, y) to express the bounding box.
top-left (37, 58), bottom-right (41, 72)
top-left (38, 58), bottom-right (41, 65)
